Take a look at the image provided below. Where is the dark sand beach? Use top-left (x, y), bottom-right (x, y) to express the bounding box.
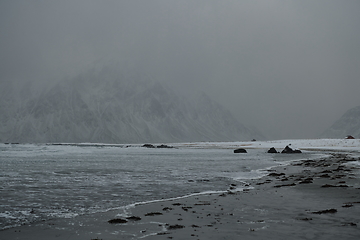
top-left (1, 152), bottom-right (360, 240)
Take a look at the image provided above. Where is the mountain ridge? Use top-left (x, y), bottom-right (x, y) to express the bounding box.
top-left (0, 68), bottom-right (264, 143)
top-left (321, 105), bottom-right (360, 139)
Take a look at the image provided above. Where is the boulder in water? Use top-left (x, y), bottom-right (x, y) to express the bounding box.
top-left (234, 148), bottom-right (247, 153)
top-left (142, 144), bottom-right (155, 148)
top-left (281, 145), bottom-right (302, 154)
top-left (267, 147), bottom-right (278, 153)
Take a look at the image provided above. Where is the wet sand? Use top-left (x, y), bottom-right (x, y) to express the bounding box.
top-left (1, 153), bottom-right (360, 240)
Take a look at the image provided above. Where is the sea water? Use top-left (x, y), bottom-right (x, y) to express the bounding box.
top-left (0, 143), bottom-right (318, 230)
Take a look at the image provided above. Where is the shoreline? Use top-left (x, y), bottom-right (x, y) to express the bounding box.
top-left (1, 152), bottom-right (360, 239)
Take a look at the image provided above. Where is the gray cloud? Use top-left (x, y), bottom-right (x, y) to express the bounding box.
top-left (1, 0), bottom-right (360, 139)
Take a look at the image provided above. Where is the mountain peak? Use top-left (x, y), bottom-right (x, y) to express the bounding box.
top-left (0, 68), bottom-right (264, 143)
top-left (321, 105), bottom-right (360, 138)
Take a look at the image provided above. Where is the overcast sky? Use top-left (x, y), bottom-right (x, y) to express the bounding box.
top-left (1, 0), bottom-right (360, 139)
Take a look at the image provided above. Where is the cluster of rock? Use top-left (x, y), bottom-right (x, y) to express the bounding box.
top-left (258, 153), bottom-right (356, 190)
top-left (268, 145), bottom-right (302, 154)
top-left (234, 145), bottom-right (302, 154)
top-left (280, 145), bottom-right (302, 154)
top-left (142, 144), bottom-right (174, 149)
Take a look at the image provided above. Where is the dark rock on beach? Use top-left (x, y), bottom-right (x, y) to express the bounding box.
top-left (167, 224), bottom-right (185, 230)
top-left (182, 206), bottom-right (193, 211)
top-left (311, 208), bottom-right (337, 214)
top-left (234, 148), bottom-right (247, 153)
top-left (163, 207), bottom-right (173, 211)
top-left (172, 203), bottom-right (182, 206)
top-left (108, 218), bottom-right (128, 224)
top-left (321, 184), bottom-right (349, 188)
top-left (281, 145), bottom-right (302, 154)
top-left (157, 144), bottom-right (174, 148)
top-left (268, 172), bottom-right (285, 177)
top-left (267, 147), bottom-right (278, 153)
top-left (145, 212), bottom-right (163, 216)
top-left (342, 222), bottom-right (357, 227)
top-left (142, 144), bottom-right (155, 148)
top-left (126, 216), bottom-right (142, 221)
top-left (142, 144), bottom-right (174, 148)
top-left (274, 183), bottom-right (296, 188)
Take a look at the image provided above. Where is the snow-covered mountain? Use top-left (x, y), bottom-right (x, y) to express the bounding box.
top-left (321, 105), bottom-right (360, 139)
top-left (0, 67), bottom-right (263, 144)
